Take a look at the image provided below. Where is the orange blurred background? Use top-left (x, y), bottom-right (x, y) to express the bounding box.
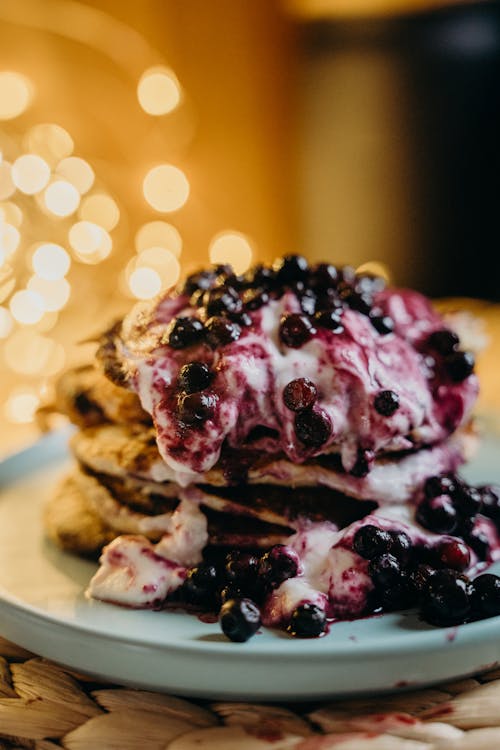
top-left (0, 0), bottom-right (499, 452)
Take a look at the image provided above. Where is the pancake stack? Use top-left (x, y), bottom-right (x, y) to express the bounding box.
top-left (45, 256), bottom-right (495, 633)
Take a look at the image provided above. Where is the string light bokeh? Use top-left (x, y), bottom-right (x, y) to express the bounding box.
top-left (0, 2), bottom-right (274, 444)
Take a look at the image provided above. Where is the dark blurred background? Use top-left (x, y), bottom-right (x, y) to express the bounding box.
top-left (0, 0), bottom-right (499, 446)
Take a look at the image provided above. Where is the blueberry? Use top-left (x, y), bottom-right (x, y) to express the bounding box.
top-left (182, 564), bottom-right (219, 606)
top-left (369, 553), bottom-right (401, 588)
top-left (435, 539), bottom-right (471, 572)
top-left (453, 483), bottom-right (482, 517)
top-left (444, 351), bottom-right (475, 382)
top-left (465, 529), bottom-right (490, 561)
top-left (314, 309), bottom-right (344, 332)
top-left (374, 390), bottom-right (400, 417)
top-left (298, 289), bottom-right (317, 316)
top-left (205, 316), bottom-right (241, 348)
top-left (177, 392), bottom-right (217, 425)
top-left (310, 263), bottom-right (339, 290)
top-left (219, 584), bottom-right (245, 604)
top-left (388, 530), bottom-right (413, 566)
top-left (416, 495), bottom-right (458, 534)
top-left (282, 378), bottom-right (317, 412)
top-left (409, 563), bottom-right (436, 595)
top-left (274, 254), bottom-right (309, 284)
top-left (229, 311), bottom-right (253, 328)
top-left (248, 264), bottom-right (277, 289)
top-left (225, 551), bottom-right (259, 588)
top-left (353, 525), bottom-right (392, 560)
top-left (179, 362), bottom-right (213, 394)
top-left (471, 574), bottom-right (500, 618)
top-left (427, 329), bottom-right (460, 356)
top-left (219, 598), bottom-right (261, 642)
top-left (380, 575), bottom-right (414, 611)
top-left (420, 569), bottom-right (471, 626)
top-left (258, 545), bottom-right (300, 589)
top-left (424, 474), bottom-right (456, 499)
top-left (180, 269), bottom-right (214, 296)
top-left (167, 317), bottom-right (205, 349)
top-left (204, 287), bottom-right (242, 317)
top-left (369, 311), bottom-right (395, 335)
top-left (288, 603), bottom-right (326, 637)
top-left (279, 313), bottom-right (316, 348)
top-left (478, 485), bottom-right (500, 522)
top-left (340, 288), bottom-right (372, 315)
top-left (294, 407), bottom-right (332, 448)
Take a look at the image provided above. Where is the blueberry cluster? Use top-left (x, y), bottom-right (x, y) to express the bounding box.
top-left (175, 544), bottom-right (325, 642)
top-left (353, 502), bottom-right (500, 627)
top-left (282, 378), bottom-right (332, 449)
top-left (416, 474), bottom-right (492, 559)
top-left (176, 361), bottom-right (217, 426)
top-left (168, 256), bottom-right (393, 353)
top-left (425, 328), bottom-right (475, 383)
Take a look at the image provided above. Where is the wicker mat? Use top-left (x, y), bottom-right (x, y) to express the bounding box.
top-left (3, 639), bottom-right (500, 749)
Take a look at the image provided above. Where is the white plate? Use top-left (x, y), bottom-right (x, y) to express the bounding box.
top-left (1, 430), bottom-right (500, 700)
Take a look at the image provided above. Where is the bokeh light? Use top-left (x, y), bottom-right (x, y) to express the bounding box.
top-left (27, 276), bottom-right (71, 312)
top-left (25, 123), bottom-right (74, 165)
top-left (4, 330), bottom-right (65, 375)
top-left (135, 220), bottom-right (182, 257)
top-left (209, 231), bottom-right (253, 274)
top-left (79, 193), bottom-right (120, 231)
top-left (32, 243), bottom-right (71, 280)
top-left (128, 266), bottom-right (162, 300)
top-left (68, 220), bottom-right (112, 263)
top-left (44, 179), bottom-right (80, 217)
top-left (137, 66), bottom-right (181, 116)
top-left (9, 289), bottom-right (45, 324)
top-left (0, 223), bottom-right (21, 257)
top-left (135, 246), bottom-right (181, 288)
top-left (143, 164), bottom-right (189, 212)
top-left (0, 72), bottom-right (33, 120)
top-left (56, 156), bottom-right (95, 194)
top-left (0, 161), bottom-right (15, 200)
top-left (11, 154), bottom-right (50, 195)
top-left (4, 388), bottom-right (40, 424)
top-left (0, 306), bottom-right (13, 338)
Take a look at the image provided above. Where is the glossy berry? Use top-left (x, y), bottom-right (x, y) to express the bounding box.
top-left (180, 269), bottom-right (214, 296)
top-left (178, 362), bottom-right (213, 394)
top-left (204, 287), bottom-right (242, 317)
top-left (274, 254), bottom-right (309, 284)
top-left (435, 539), bottom-right (471, 571)
top-left (248, 264), bottom-right (277, 289)
top-left (368, 553), bottom-right (401, 588)
top-left (424, 474), bottom-right (456, 499)
top-left (389, 531), bottom-right (412, 566)
top-left (353, 525), bottom-right (392, 560)
top-left (219, 598), bottom-right (261, 642)
top-left (283, 378), bottom-right (317, 412)
top-left (444, 351), bottom-right (475, 382)
top-left (478, 485), bottom-right (500, 523)
top-left (294, 407), bottom-right (332, 448)
top-left (340, 288), bottom-right (372, 315)
top-left (177, 392), bottom-right (217, 425)
top-left (409, 563), bottom-right (435, 595)
top-left (370, 312), bottom-right (395, 335)
top-left (374, 390), bottom-right (400, 417)
top-left (288, 603), bottom-right (327, 638)
top-left (167, 317), bottom-right (205, 349)
top-left (416, 495), bottom-right (458, 534)
top-left (225, 551), bottom-right (259, 588)
top-left (452, 481), bottom-right (482, 517)
top-left (279, 313), bottom-right (316, 348)
top-left (471, 574), bottom-right (500, 618)
top-left (230, 311), bottom-right (253, 328)
top-left (310, 263), bottom-right (338, 290)
top-left (420, 569), bottom-right (471, 626)
top-left (258, 545), bottom-right (300, 589)
top-left (427, 329), bottom-right (460, 355)
top-left (314, 309), bottom-right (344, 332)
top-left (182, 564), bottom-right (219, 606)
top-left (219, 584), bottom-right (245, 604)
top-left (298, 290), bottom-right (317, 316)
top-left (205, 316), bottom-right (241, 348)
top-left (381, 575), bottom-right (413, 611)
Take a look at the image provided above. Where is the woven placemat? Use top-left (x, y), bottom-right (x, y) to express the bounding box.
top-left (2, 638), bottom-right (500, 749)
